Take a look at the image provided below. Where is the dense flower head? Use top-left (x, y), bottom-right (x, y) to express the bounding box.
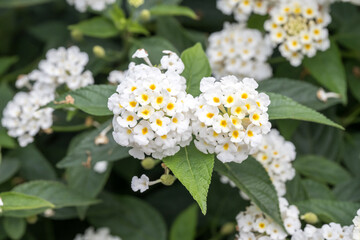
top-left (192, 76), bottom-right (271, 163)
top-left (217, 0), bottom-right (271, 22)
top-left (16, 46), bottom-right (94, 90)
top-left (207, 23), bottom-right (273, 81)
top-left (253, 129), bottom-right (296, 196)
top-left (67, 0), bottom-right (116, 12)
top-left (265, 0), bottom-right (331, 66)
top-left (2, 46), bottom-right (93, 147)
top-left (1, 91), bottom-right (54, 147)
top-left (291, 223), bottom-right (354, 240)
top-left (108, 49), bottom-right (194, 160)
top-left (236, 197), bottom-right (301, 240)
top-left (74, 227), bottom-right (121, 240)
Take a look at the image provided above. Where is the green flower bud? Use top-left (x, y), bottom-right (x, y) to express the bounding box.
top-left (220, 222), bottom-right (236, 235)
top-left (300, 212), bottom-right (319, 224)
top-left (71, 29), bottom-right (83, 42)
top-left (27, 215), bottom-right (38, 224)
top-left (160, 174), bottom-right (176, 186)
top-left (93, 45), bottom-right (106, 58)
top-left (140, 9), bottom-right (151, 21)
top-left (141, 157), bottom-right (156, 170)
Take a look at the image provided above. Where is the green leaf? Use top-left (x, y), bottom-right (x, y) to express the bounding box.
top-left (0, 158), bottom-right (20, 184)
top-left (181, 43), bottom-right (211, 97)
top-left (295, 199), bottom-right (360, 225)
top-left (0, 129), bottom-right (16, 149)
top-left (258, 78), bottom-right (341, 111)
top-left (12, 180), bottom-right (99, 208)
top-left (69, 17), bottom-right (119, 39)
top-left (294, 155), bottom-right (351, 185)
top-left (0, 192), bottom-right (54, 211)
top-left (47, 85), bottom-right (115, 116)
top-left (0, 56), bottom-right (17, 76)
top-left (127, 20), bottom-right (150, 35)
top-left (285, 173), bottom-right (307, 204)
top-left (214, 158), bottom-right (283, 227)
top-left (162, 143), bottom-right (214, 215)
top-left (3, 217), bottom-right (26, 240)
top-left (66, 163), bottom-right (113, 219)
top-left (292, 122), bottom-right (343, 161)
top-left (129, 36), bottom-right (178, 64)
top-left (57, 120), bottom-right (129, 168)
top-left (267, 92), bottom-right (344, 129)
top-left (303, 41), bottom-right (347, 103)
top-left (5, 144), bottom-right (56, 181)
top-left (170, 204), bottom-right (198, 240)
top-left (343, 133), bottom-right (360, 176)
top-left (88, 193), bottom-right (167, 240)
top-left (0, 0), bottom-right (52, 7)
top-left (302, 179), bottom-right (335, 200)
top-left (157, 17), bottom-right (207, 52)
top-left (149, 5), bottom-right (197, 19)
top-left (333, 177), bottom-right (360, 202)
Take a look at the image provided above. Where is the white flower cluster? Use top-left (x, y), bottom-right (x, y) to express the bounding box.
top-left (74, 227), bottom-right (121, 240)
top-left (67, 0), bottom-right (116, 12)
top-left (207, 23), bottom-right (273, 81)
top-left (236, 197), bottom-right (301, 240)
top-left (1, 46), bottom-right (93, 147)
top-left (291, 223), bottom-right (354, 240)
top-left (265, 0), bottom-right (331, 66)
top-left (253, 129), bottom-right (296, 196)
top-left (193, 76), bottom-right (271, 163)
top-left (108, 49), bottom-right (194, 160)
top-left (216, 0), bottom-right (271, 22)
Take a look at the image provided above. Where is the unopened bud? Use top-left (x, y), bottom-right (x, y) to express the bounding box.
top-left (220, 222), bottom-right (236, 235)
top-left (44, 209), bottom-right (55, 218)
top-left (300, 212), bottom-right (319, 224)
top-left (140, 9), bottom-right (151, 21)
top-left (93, 45), bottom-right (106, 58)
top-left (128, 0), bottom-right (144, 8)
top-left (27, 215), bottom-right (38, 224)
top-left (316, 88), bottom-right (340, 102)
top-left (141, 157), bottom-right (156, 170)
top-left (160, 174), bottom-right (176, 186)
top-left (71, 29), bottom-right (83, 42)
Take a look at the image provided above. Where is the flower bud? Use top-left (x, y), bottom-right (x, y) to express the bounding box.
top-left (71, 29), bottom-right (83, 42)
top-left (300, 212), bottom-right (319, 224)
top-left (141, 157), bottom-right (156, 170)
top-left (27, 215), bottom-right (38, 224)
top-left (93, 45), bottom-right (106, 58)
top-left (160, 174), bottom-right (176, 186)
top-left (140, 9), bottom-right (151, 21)
top-left (128, 0), bottom-right (144, 8)
top-left (220, 222), bottom-right (236, 235)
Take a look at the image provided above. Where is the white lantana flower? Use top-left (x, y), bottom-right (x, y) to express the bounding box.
top-left (253, 129), bottom-right (296, 196)
top-left (2, 46), bottom-right (93, 147)
top-left (265, 0), bottom-right (331, 66)
top-left (207, 23), bottom-right (273, 81)
top-left (192, 76), bottom-right (271, 163)
top-left (67, 0), bottom-right (116, 12)
top-left (353, 209), bottom-right (360, 240)
top-left (74, 227), bottom-right (121, 240)
top-left (236, 197), bottom-right (301, 240)
top-left (1, 91), bottom-right (54, 147)
top-left (131, 174), bottom-right (150, 193)
top-left (108, 50), bottom-right (194, 160)
top-left (216, 0), bottom-right (272, 22)
top-left (0, 197), bottom-right (3, 213)
top-left (108, 70), bottom-right (127, 84)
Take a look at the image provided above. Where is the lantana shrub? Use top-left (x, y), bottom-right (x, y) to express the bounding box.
top-left (0, 0), bottom-right (359, 239)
